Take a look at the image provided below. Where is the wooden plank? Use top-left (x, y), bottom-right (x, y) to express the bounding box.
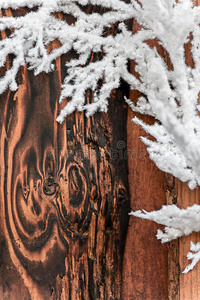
top-left (0, 7), bottom-right (130, 300)
top-left (122, 99), bottom-right (168, 299)
top-left (178, 182), bottom-right (200, 300)
top-left (164, 174), bottom-right (180, 300)
top-left (177, 1), bottom-right (200, 298)
top-left (123, 2), bottom-right (200, 298)
top-left (122, 17), bottom-right (168, 299)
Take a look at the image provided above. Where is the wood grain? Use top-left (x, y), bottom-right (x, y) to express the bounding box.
top-left (164, 174), bottom-right (180, 300)
top-left (0, 7), bottom-right (130, 300)
top-left (1, 2), bottom-right (200, 299)
top-left (123, 1), bottom-right (200, 299)
top-left (177, 182), bottom-right (200, 300)
top-left (177, 1), bottom-right (200, 298)
top-left (122, 101), bottom-right (168, 300)
top-left (122, 18), bottom-right (168, 300)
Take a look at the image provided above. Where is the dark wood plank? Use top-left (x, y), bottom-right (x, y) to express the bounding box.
top-left (164, 174), bottom-right (180, 300)
top-left (0, 8), bottom-right (130, 300)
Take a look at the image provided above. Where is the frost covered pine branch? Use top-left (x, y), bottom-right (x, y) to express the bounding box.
top-left (1, 0), bottom-right (200, 272)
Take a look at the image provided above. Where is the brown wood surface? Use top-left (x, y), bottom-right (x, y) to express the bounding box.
top-left (122, 95), bottom-right (168, 300)
top-left (165, 174), bottom-right (180, 300)
top-left (123, 1), bottom-right (200, 299)
top-left (178, 1), bottom-right (200, 298)
top-left (178, 182), bottom-right (200, 300)
top-left (1, 2), bottom-right (200, 300)
top-left (0, 7), bottom-right (130, 300)
top-left (122, 17), bottom-right (168, 300)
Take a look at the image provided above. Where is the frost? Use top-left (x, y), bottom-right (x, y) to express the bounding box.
top-left (130, 205), bottom-right (200, 273)
top-left (1, 0), bottom-right (200, 272)
top-left (0, 0), bottom-right (137, 121)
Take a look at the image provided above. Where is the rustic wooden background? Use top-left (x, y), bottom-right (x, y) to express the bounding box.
top-left (0, 2), bottom-right (200, 300)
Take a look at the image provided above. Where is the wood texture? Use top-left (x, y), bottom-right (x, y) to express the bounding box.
top-left (178, 182), bottom-right (200, 300)
top-left (1, 2), bottom-right (200, 300)
top-left (122, 17), bottom-right (168, 300)
top-left (123, 1), bottom-right (200, 299)
top-left (165, 174), bottom-right (180, 300)
top-left (0, 7), bottom-right (130, 300)
top-left (122, 95), bottom-right (168, 300)
top-left (177, 1), bottom-right (200, 298)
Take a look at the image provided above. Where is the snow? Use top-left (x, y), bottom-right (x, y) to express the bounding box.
top-left (130, 204), bottom-right (200, 273)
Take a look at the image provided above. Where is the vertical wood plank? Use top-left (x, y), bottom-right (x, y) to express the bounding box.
top-left (164, 174), bottom-right (180, 300)
top-left (122, 103), bottom-right (168, 299)
top-left (178, 0), bottom-right (200, 298)
top-left (122, 16), bottom-right (168, 299)
top-left (178, 182), bottom-right (200, 300)
top-left (0, 7), bottom-right (130, 300)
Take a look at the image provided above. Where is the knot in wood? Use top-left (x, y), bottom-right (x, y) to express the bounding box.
top-left (43, 177), bottom-right (58, 195)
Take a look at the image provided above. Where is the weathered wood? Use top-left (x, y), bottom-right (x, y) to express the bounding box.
top-left (164, 174), bottom-right (180, 300)
top-left (177, 182), bottom-right (200, 300)
top-left (123, 1), bottom-right (200, 299)
top-left (177, 1), bottom-right (200, 298)
top-left (122, 17), bottom-right (168, 299)
top-left (122, 102), bottom-right (168, 300)
top-left (2, 2), bottom-right (200, 299)
top-left (0, 7), bottom-right (130, 300)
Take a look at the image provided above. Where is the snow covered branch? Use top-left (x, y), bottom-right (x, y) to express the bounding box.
top-left (0, 0), bottom-right (137, 120)
top-left (130, 205), bottom-right (200, 273)
top-left (2, 0), bottom-right (200, 272)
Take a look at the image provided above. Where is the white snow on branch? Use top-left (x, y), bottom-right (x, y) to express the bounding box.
top-left (130, 205), bottom-right (200, 273)
top-left (0, 0), bottom-right (137, 121)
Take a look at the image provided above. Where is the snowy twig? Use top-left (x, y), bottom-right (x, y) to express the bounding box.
top-left (130, 205), bottom-right (200, 272)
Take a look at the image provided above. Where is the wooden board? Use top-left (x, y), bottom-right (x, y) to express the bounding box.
top-left (122, 17), bottom-right (168, 299)
top-left (1, 2), bottom-right (200, 300)
top-left (177, 1), bottom-right (200, 298)
top-left (122, 94), bottom-right (168, 300)
top-left (123, 1), bottom-right (200, 299)
top-left (0, 7), bottom-right (130, 300)
top-left (178, 182), bottom-right (200, 300)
